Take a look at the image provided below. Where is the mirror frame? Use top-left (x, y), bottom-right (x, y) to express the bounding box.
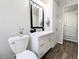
top-left (30, 1), bottom-right (44, 30)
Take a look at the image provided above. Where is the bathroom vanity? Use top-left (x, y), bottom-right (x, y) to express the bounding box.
top-left (29, 31), bottom-right (55, 58)
top-left (29, 1), bottom-right (57, 58)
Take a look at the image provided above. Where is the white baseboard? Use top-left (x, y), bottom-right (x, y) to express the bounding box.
top-left (64, 39), bottom-right (78, 43)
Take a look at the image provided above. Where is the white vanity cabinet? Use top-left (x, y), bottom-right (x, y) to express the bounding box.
top-left (38, 35), bottom-right (51, 57)
top-left (29, 31), bottom-right (54, 58)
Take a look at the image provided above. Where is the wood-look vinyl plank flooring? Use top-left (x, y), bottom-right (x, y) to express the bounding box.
top-left (41, 40), bottom-right (78, 59)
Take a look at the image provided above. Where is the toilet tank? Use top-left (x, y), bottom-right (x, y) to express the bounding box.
top-left (8, 35), bottom-right (29, 54)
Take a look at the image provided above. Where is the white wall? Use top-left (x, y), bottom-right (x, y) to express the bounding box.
top-left (44, 0), bottom-right (54, 32)
top-left (0, 0), bottom-right (30, 59)
top-left (53, 0), bottom-right (59, 42)
top-left (44, 0), bottom-right (63, 44)
top-left (57, 5), bottom-right (64, 44)
top-left (51, 0), bottom-right (64, 44)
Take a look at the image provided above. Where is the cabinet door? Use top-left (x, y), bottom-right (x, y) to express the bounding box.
top-left (38, 37), bottom-right (51, 57)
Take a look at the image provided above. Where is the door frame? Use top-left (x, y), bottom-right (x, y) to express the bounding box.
top-left (62, 2), bottom-right (78, 42)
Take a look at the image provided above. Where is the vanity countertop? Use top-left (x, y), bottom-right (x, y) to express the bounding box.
top-left (29, 31), bottom-right (54, 38)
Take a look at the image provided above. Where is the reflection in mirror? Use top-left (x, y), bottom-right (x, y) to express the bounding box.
top-left (30, 1), bottom-right (44, 30)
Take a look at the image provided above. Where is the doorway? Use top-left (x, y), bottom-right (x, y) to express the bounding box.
top-left (63, 4), bottom-right (78, 42)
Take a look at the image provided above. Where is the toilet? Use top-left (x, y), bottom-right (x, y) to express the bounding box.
top-left (8, 35), bottom-right (37, 59)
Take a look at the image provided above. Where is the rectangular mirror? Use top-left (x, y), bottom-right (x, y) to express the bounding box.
top-left (30, 1), bottom-right (44, 30)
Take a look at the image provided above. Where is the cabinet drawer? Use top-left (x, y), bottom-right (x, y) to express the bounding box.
top-left (38, 36), bottom-right (49, 42)
top-left (39, 37), bottom-right (51, 47)
top-left (39, 36), bottom-right (50, 42)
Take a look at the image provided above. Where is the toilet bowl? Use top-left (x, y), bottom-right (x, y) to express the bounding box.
top-left (8, 35), bottom-right (37, 59)
top-left (16, 50), bottom-right (37, 59)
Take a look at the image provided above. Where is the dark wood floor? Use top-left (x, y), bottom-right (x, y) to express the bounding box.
top-left (41, 40), bottom-right (78, 59)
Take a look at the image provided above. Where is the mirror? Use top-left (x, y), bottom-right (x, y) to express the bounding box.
top-left (30, 1), bottom-right (44, 30)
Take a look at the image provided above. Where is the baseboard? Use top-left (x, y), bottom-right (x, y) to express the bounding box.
top-left (64, 39), bottom-right (78, 43)
top-left (64, 40), bottom-right (78, 44)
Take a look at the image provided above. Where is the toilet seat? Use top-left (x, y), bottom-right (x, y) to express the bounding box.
top-left (16, 50), bottom-right (38, 59)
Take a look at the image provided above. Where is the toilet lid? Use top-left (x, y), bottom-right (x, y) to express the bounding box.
top-left (16, 50), bottom-right (37, 59)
